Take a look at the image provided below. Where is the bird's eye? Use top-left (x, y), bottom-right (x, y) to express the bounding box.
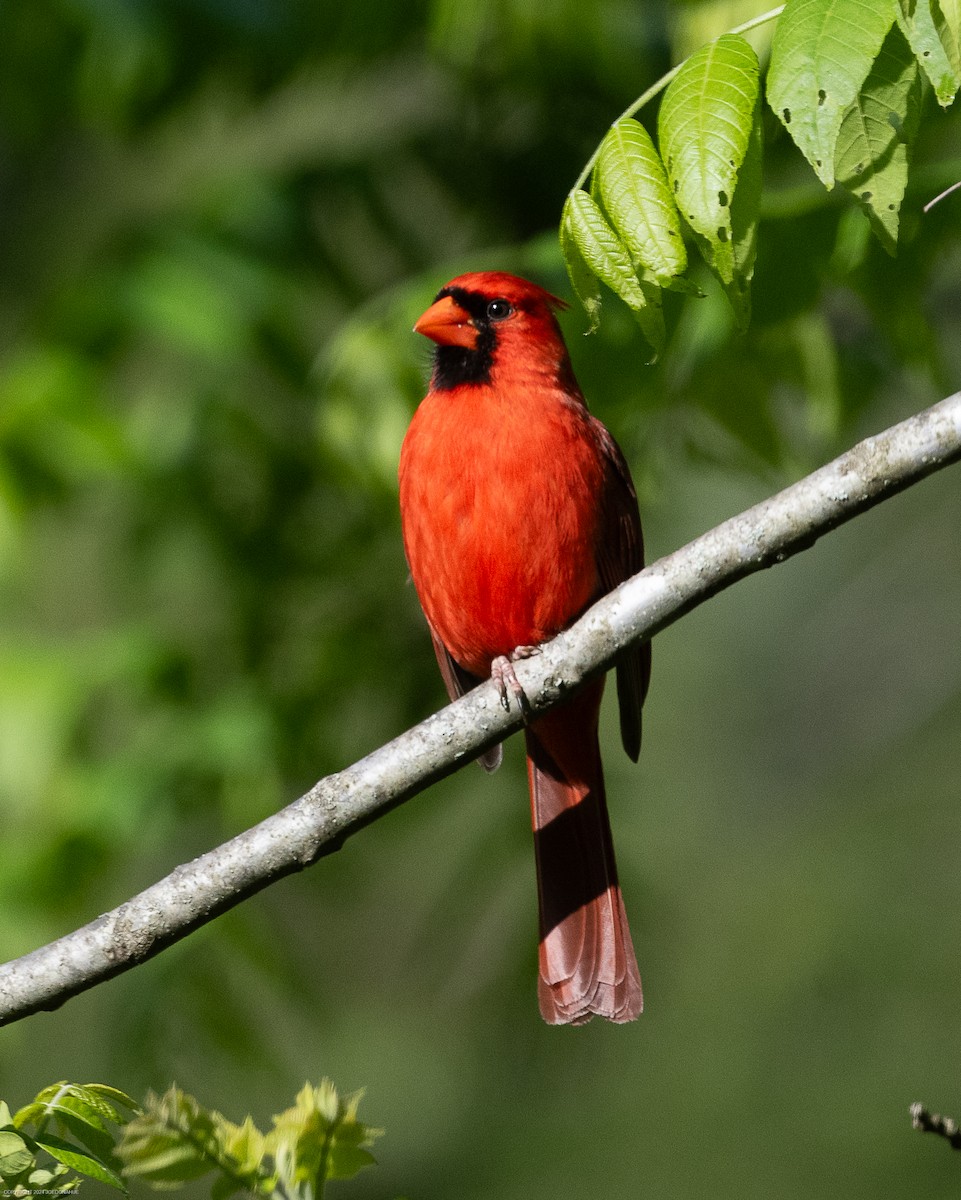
top-left (487, 299), bottom-right (513, 322)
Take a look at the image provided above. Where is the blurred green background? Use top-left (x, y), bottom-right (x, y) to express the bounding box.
top-left (1, 0), bottom-right (961, 1196)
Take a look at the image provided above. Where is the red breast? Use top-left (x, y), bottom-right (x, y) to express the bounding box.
top-left (399, 272), bottom-right (606, 677)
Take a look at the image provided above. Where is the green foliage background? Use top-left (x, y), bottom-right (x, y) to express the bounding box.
top-left (1, 0), bottom-right (960, 1195)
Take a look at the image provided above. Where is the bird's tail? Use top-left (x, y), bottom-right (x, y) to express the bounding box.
top-left (524, 680), bottom-right (642, 1024)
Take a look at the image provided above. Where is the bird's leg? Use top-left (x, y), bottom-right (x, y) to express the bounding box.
top-left (491, 645), bottom-right (541, 715)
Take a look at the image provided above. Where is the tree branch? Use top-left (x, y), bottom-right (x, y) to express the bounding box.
top-left (1, 392), bottom-right (960, 1027)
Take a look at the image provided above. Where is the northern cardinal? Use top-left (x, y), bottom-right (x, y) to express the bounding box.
top-left (398, 271), bottom-right (650, 1024)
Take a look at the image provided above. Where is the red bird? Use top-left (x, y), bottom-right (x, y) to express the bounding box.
top-left (398, 271), bottom-right (650, 1024)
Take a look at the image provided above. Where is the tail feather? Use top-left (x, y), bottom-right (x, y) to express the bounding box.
top-left (525, 682), bottom-right (642, 1025)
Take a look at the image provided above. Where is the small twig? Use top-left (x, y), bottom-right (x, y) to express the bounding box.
top-left (911, 1102), bottom-right (961, 1150)
top-left (571, 4), bottom-right (785, 191)
top-left (923, 179), bottom-right (961, 213)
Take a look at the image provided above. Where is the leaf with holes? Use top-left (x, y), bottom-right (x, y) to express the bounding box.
top-left (726, 96), bottom-right (763, 330)
top-left (561, 191), bottom-right (665, 354)
top-left (897, 0), bottom-right (960, 103)
top-left (595, 118), bottom-right (687, 285)
top-left (836, 25), bottom-right (923, 254)
top-left (767, 0), bottom-right (896, 187)
top-left (658, 33), bottom-right (761, 322)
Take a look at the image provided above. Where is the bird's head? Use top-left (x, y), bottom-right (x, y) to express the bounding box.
top-left (414, 271), bottom-right (570, 391)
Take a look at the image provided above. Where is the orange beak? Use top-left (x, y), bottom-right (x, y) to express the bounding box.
top-left (413, 294), bottom-right (478, 349)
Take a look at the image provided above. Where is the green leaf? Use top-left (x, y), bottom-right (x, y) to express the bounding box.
top-left (897, 0), bottom-right (960, 103)
top-left (726, 96), bottom-right (764, 329)
top-left (0, 1129), bottom-right (36, 1179)
top-left (116, 1088), bottom-right (222, 1186)
top-left (18, 1083), bottom-right (113, 1135)
top-left (328, 1144), bottom-right (378, 1180)
top-left (78, 1086), bottom-right (142, 1122)
top-left (118, 1133), bottom-right (213, 1185)
top-left (595, 118), bottom-right (687, 284)
top-left (325, 1089), bottom-right (379, 1182)
top-left (561, 191), bottom-right (665, 354)
top-left (836, 24), bottom-right (924, 252)
top-left (118, 1088), bottom-right (271, 1196)
top-left (26, 1166), bottom-right (69, 1187)
top-left (268, 1081), bottom-right (380, 1191)
top-left (939, 0), bottom-right (961, 69)
top-left (33, 1133), bottom-right (126, 1192)
top-left (627, 278), bottom-right (665, 358)
top-left (767, 0), bottom-right (897, 187)
top-left (559, 201), bottom-right (603, 331)
top-left (561, 190), bottom-right (646, 310)
top-left (658, 33), bottom-right (761, 325)
top-left (4, 1084), bottom-right (140, 1191)
top-left (218, 1116), bottom-right (265, 1178)
top-left (13, 1080), bottom-right (137, 1189)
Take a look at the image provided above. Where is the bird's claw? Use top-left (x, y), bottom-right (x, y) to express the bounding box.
top-left (491, 646), bottom-right (540, 717)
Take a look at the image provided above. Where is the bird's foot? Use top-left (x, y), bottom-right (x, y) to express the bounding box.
top-left (491, 645), bottom-right (540, 715)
